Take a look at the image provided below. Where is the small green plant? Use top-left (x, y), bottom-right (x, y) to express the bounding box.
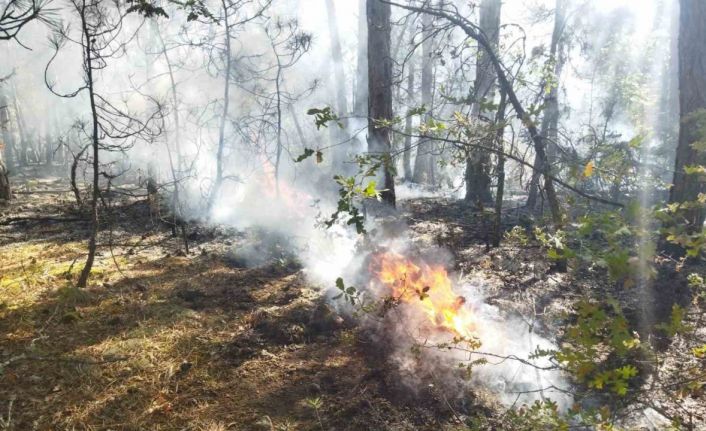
top-left (504, 226), bottom-right (530, 246)
top-left (687, 273), bottom-right (706, 303)
top-left (332, 277), bottom-right (359, 305)
top-left (305, 397), bottom-right (324, 431)
top-left (536, 299), bottom-right (641, 397)
top-left (656, 304), bottom-right (692, 337)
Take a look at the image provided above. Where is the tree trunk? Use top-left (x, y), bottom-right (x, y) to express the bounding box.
top-left (77, 0), bottom-right (100, 288)
top-left (155, 22), bottom-right (188, 247)
top-left (527, 0), bottom-right (567, 211)
top-left (11, 92), bottom-right (27, 166)
top-left (403, 58), bottom-right (415, 181)
top-left (207, 0), bottom-right (232, 215)
top-left (354, 0), bottom-right (368, 119)
top-left (0, 90), bottom-right (14, 200)
top-left (412, 11), bottom-right (434, 184)
top-left (493, 90), bottom-right (507, 247)
top-left (668, 0), bottom-right (706, 232)
top-left (326, 0), bottom-right (352, 172)
top-left (464, 0), bottom-right (501, 204)
top-left (367, 0), bottom-right (395, 206)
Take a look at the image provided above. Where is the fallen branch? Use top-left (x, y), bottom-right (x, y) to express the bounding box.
top-left (0, 216), bottom-right (87, 225)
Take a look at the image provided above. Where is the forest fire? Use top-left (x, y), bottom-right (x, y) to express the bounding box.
top-left (371, 251), bottom-right (477, 339)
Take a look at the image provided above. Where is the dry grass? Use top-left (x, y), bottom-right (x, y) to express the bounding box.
top-left (0, 196), bottom-right (412, 430)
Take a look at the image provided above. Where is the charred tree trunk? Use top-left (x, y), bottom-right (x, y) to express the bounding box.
top-left (412, 11), bottom-right (434, 184)
top-left (464, 0), bottom-right (501, 205)
top-left (403, 58), bottom-right (415, 181)
top-left (527, 0), bottom-right (567, 211)
top-left (367, 0), bottom-right (395, 206)
top-left (668, 0), bottom-right (706, 233)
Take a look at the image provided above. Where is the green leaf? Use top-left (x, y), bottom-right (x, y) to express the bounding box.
top-left (295, 148), bottom-right (315, 163)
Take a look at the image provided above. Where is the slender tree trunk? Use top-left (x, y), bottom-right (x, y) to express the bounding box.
top-left (412, 11), bottom-right (434, 184)
top-left (155, 23), bottom-right (187, 247)
top-left (78, 0), bottom-right (100, 288)
top-left (668, 0), bottom-right (706, 232)
top-left (71, 144), bottom-right (89, 207)
top-left (527, 0), bottom-right (567, 211)
top-left (325, 0), bottom-right (352, 171)
top-left (493, 90), bottom-right (507, 247)
top-left (11, 92), bottom-right (27, 166)
top-left (354, 0), bottom-right (368, 119)
top-left (274, 61), bottom-right (283, 194)
top-left (464, 0), bottom-right (501, 204)
top-left (367, 0), bottom-right (395, 206)
top-left (0, 91), bottom-right (13, 200)
top-left (208, 2), bottom-right (232, 214)
top-left (403, 58), bottom-right (415, 181)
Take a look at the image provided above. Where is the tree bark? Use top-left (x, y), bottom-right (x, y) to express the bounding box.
top-left (668, 0), bottom-right (706, 232)
top-left (464, 0), bottom-right (501, 205)
top-left (367, 0), bottom-right (395, 206)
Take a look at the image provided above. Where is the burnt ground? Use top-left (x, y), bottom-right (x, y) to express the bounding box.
top-left (1, 175), bottom-right (704, 430)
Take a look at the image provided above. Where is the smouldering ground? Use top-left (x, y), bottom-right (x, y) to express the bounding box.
top-left (0, 180), bottom-right (476, 430)
top-left (2, 177), bottom-right (705, 430)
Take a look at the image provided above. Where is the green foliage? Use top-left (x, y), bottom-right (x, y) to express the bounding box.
top-left (498, 400), bottom-right (570, 431)
top-left (332, 277), bottom-right (359, 305)
top-left (687, 273), bottom-right (706, 303)
top-left (534, 228), bottom-right (575, 262)
top-left (305, 397), bottom-right (323, 410)
top-left (656, 304), bottom-right (692, 337)
top-left (307, 107), bottom-right (343, 130)
top-left (539, 299), bottom-right (641, 397)
top-left (323, 154), bottom-right (390, 234)
top-left (504, 226), bottom-right (530, 246)
top-left (126, 0), bottom-right (213, 21)
top-left (294, 148), bottom-right (323, 163)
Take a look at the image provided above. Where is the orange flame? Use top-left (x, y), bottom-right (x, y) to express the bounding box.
top-left (372, 251), bottom-right (477, 339)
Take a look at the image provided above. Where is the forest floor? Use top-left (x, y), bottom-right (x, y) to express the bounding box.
top-left (1, 174), bottom-right (704, 430)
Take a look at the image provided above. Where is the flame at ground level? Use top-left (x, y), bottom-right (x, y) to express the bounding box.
top-left (371, 251), bottom-right (477, 340)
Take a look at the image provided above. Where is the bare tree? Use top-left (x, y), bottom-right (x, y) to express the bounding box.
top-left (205, 0), bottom-right (271, 213)
top-left (46, 0), bottom-right (162, 287)
top-left (0, 0), bottom-right (50, 41)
